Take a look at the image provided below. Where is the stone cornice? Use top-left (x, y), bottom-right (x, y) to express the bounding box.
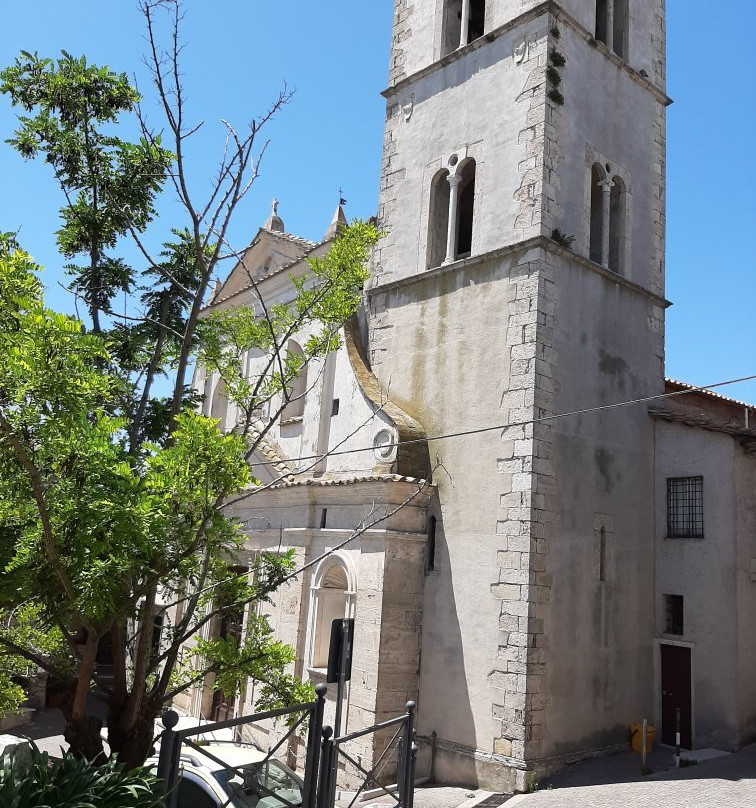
top-left (231, 475), bottom-right (436, 509)
top-left (368, 235), bottom-right (671, 309)
top-left (382, 1), bottom-right (671, 107)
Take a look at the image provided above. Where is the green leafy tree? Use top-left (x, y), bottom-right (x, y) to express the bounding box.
top-left (0, 50), bottom-right (172, 334)
top-left (0, 0), bottom-right (383, 770)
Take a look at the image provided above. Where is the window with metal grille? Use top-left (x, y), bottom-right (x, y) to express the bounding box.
top-left (664, 594), bottom-right (684, 635)
top-left (666, 476), bottom-right (703, 538)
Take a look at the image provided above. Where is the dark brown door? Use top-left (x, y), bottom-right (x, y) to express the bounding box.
top-left (209, 608), bottom-right (243, 722)
top-left (660, 644), bottom-right (692, 748)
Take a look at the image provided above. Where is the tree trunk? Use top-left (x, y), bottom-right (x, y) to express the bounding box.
top-left (63, 631), bottom-right (106, 762)
top-left (64, 712), bottom-right (106, 763)
top-left (108, 701), bottom-right (161, 769)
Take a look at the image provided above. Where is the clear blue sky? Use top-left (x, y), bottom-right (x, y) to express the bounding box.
top-left (1, 2), bottom-right (754, 401)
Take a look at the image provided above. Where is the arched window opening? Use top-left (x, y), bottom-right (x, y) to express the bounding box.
top-left (211, 378), bottom-right (229, 431)
top-left (441, 0), bottom-right (486, 56)
top-left (312, 563), bottom-right (349, 669)
top-left (426, 516), bottom-right (437, 573)
top-left (599, 526), bottom-right (607, 582)
top-left (441, 0), bottom-right (462, 57)
top-left (613, 0), bottom-right (629, 59)
top-left (455, 159), bottom-right (476, 259)
top-left (608, 176), bottom-right (626, 274)
top-left (595, 0), bottom-right (628, 59)
top-left (427, 169), bottom-right (450, 270)
top-left (589, 164), bottom-right (605, 265)
top-left (469, 0), bottom-right (486, 43)
top-left (595, 0), bottom-right (608, 47)
top-left (281, 340), bottom-right (307, 421)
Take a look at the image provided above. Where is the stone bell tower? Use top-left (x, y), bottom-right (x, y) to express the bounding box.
top-left (367, 0), bottom-right (668, 791)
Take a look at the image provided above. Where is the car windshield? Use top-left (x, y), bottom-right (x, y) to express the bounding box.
top-left (212, 758), bottom-right (303, 808)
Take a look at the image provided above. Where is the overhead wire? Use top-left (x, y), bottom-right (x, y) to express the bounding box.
top-left (246, 373), bottom-right (756, 470)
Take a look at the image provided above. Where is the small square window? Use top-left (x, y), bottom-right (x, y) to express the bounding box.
top-left (664, 594), bottom-right (684, 635)
top-left (666, 476), bottom-right (703, 538)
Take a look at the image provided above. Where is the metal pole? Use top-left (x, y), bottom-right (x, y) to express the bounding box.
top-left (397, 734), bottom-right (405, 802)
top-left (303, 684), bottom-right (327, 808)
top-left (333, 619), bottom-right (350, 739)
top-left (317, 727), bottom-right (334, 808)
top-left (641, 718), bottom-right (648, 774)
top-left (156, 710), bottom-right (180, 808)
top-left (400, 702), bottom-right (416, 807)
top-left (674, 708), bottom-right (681, 768)
top-left (407, 742), bottom-right (418, 808)
top-left (329, 619), bottom-right (352, 808)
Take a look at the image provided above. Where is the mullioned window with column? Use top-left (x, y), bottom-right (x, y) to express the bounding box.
top-left (427, 153), bottom-right (477, 268)
top-left (595, 0), bottom-right (629, 60)
top-left (441, 0), bottom-right (486, 57)
top-left (588, 160), bottom-right (628, 275)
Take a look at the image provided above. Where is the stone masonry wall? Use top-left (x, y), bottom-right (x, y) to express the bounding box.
top-left (389, 0), bottom-right (414, 87)
top-left (513, 28), bottom-right (548, 242)
top-left (489, 246), bottom-right (557, 787)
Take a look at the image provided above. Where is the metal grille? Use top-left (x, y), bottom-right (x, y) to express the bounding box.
top-left (665, 594), bottom-right (684, 635)
top-left (666, 476), bottom-right (703, 538)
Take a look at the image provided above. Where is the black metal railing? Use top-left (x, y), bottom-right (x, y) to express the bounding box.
top-left (156, 682), bottom-right (327, 808)
top-left (317, 701), bottom-right (417, 808)
top-left (156, 689), bottom-right (417, 808)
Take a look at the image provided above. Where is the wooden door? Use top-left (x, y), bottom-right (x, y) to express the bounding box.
top-left (209, 608), bottom-right (243, 722)
top-left (660, 644), bottom-right (692, 748)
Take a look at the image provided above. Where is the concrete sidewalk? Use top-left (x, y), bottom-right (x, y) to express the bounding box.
top-left (341, 745), bottom-right (756, 808)
top-left (506, 744), bottom-right (756, 808)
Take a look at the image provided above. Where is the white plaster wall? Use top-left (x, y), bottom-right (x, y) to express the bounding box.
top-left (369, 255), bottom-right (521, 772)
top-left (734, 449), bottom-right (756, 746)
top-left (557, 0), bottom-right (664, 82)
top-left (537, 249), bottom-right (662, 758)
top-left (393, 1), bottom-right (664, 91)
top-left (654, 421), bottom-right (739, 749)
top-left (551, 22), bottom-right (666, 291)
top-left (380, 20), bottom-right (547, 284)
top-left (207, 317), bottom-right (396, 479)
top-left (326, 347), bottom-right (398, 475)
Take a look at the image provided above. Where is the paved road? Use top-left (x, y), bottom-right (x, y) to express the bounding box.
top-left (352, 745), bottom-right (756, 808)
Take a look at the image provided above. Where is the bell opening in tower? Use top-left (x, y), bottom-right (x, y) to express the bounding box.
top-left (441, 0), bottom-right (486, 57)
top-left (455, 159), bottom-right (476, 259)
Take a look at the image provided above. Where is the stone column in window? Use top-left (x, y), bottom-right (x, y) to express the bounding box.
top-left (445, 173), bottom-right (463, 263)
top-left (605, 0), bottom-right (615, 53)
top-left (460, 0), bottom-right (470, 48)
top-left (599, 178), bottom-right (614, 268)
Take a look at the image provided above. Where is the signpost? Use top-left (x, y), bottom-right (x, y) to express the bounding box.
top-left (325, 617), bottom-right (354, 805)
top-left (326, 617), bottom-right (354, 737)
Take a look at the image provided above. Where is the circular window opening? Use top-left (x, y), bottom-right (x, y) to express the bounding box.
top-left (373, 429), bottom-right (395, 461)
top-left (448, 154), bottom-right (459, 167)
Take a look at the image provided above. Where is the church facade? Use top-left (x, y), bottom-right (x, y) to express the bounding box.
top-left (182, 0), bottom-right (756, 791)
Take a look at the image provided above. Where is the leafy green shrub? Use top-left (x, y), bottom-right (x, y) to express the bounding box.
top-left (0, 672), bottom-right (25, 719)
top-left (551, 228), bottom-right (576, 249)
top-left (0, 744), bottom-right (163, 808)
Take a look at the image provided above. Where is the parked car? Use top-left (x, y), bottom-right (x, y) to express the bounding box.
top-left (149, 742), bottom-right (304, 808)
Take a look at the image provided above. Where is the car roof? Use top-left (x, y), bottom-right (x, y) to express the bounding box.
top-left (182, 743), bottom-right (270, 771)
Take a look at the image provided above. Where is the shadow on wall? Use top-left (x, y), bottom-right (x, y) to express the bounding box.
top-left (414, 508), bottom-right (478, 786)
